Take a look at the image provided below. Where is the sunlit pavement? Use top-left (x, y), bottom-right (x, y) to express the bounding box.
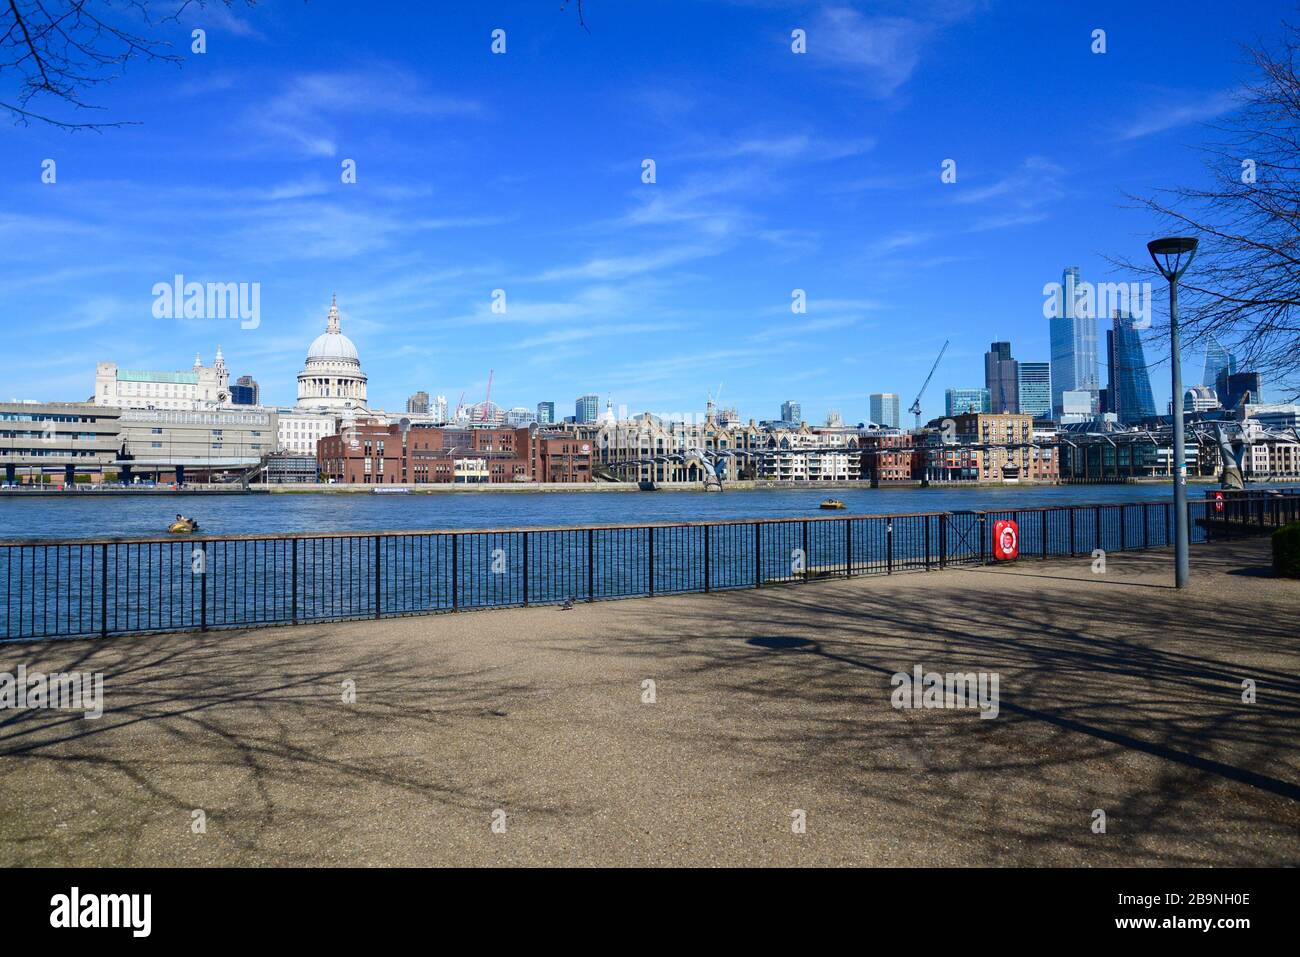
top-left (1, 538), bottom-right (1297, 867)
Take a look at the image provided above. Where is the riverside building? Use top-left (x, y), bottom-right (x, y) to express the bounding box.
top-left (0, 402), bottom-right (122, 485)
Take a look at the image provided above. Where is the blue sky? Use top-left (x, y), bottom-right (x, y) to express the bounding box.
top-left (0, 0), bottom-right (1284, 422)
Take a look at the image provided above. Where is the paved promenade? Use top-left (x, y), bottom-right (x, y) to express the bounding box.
top-left (1, 539), bottom-right (1297, 867)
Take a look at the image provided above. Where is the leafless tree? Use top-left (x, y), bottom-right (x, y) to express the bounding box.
top-left (3, 1), bottom-right (588, 131)
top-left (0, 1), bottom-right (254, 130)
top-left (1119, 22), bottom-right (1300, 399)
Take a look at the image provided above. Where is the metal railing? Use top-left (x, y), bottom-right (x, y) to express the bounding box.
top-left (2, 493), bottom-right (1297, 642)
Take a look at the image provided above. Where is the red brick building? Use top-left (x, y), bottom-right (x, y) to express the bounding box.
top-left (318, 422), bottom-right (591, 485)
top-left (533, 434), bottom-right (593, 483)
top-left (860, 433), bottom-right (924, 482)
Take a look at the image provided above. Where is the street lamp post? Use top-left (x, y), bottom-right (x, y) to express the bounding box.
top-left (1146, 236), bottom-right (1199, 588)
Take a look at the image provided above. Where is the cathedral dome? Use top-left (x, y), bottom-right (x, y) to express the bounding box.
top-left (305, 296), bottom-right (360, 365)
top-left (296, 295), bottom-right (368, 410)
top-left (307, 330), bottom-right (359, 363)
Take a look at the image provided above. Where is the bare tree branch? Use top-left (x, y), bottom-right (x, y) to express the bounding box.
top-left (1113, 22), bottom-right (1300, 400)
top-left (560, 0), bottom-right (589, 34)
top-left (0, 0), bottom-right (252, 130)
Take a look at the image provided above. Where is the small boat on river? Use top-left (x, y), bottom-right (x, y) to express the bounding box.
top-left (167, 515), bottom-right (200, 533)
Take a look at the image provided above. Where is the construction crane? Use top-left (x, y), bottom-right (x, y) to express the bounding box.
top-left (480, 369), bottom-right (494, 422)
top-left (908, 339), bottom-right (949, 429)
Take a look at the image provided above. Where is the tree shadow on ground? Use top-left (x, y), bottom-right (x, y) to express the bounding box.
top-left (0, 627), bottom-right (566, 865)
top-left (547, 540), bottom-right (1300, 865)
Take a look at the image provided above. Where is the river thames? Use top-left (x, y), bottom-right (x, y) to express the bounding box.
top-left (0, 483), bottom-right (1233, 540)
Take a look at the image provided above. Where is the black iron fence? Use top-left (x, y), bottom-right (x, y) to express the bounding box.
top-left (1206, 487), bottom-right (1300, 531)
top-left (3, 492), bottom-right (1297, 642)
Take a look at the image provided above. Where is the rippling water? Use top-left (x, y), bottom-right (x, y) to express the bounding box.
top-left (0, 483), bottom-right (1222, 540)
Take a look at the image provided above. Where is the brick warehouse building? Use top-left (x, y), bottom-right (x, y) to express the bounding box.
top-left (318, 422), bottom-right (591, 484)
top-left (859, 432), bottom-right (924, 482)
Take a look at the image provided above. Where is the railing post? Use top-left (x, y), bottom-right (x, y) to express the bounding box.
top-left (846, 518), bottom-right (853, 577)
top-left (587, 528), bottom-right (594, 601)
top-left (1119, 505), bottom-right (1126, 551)
top-left (703, 524), bottom-right (711, 593)
top-left (199, 541), bottom-right (207, 632)
top-left (923, 516), bottom-right (931, 570)
top-left (1095, 506), bottom-right (1102, 553)
top-left (754, 522), bottom-right (762, 588)
top-left (291, 538), bottom-right (298, 625)
top-left (886, 519), bottom-right (894, 574)
top-left (523, 531), bottom-right (530, 607)
top-left (451, 533), bottom-right (459, 611)
top-left (802, 520), bottom-right (809, 581)
top-left (99, 542), bottom-right (108, 638)
top-left (1068, 507), bottom-right (1076, 556)
top-left (939, 515), bottom-right (948, 569)
top-left (1165, 502), bottom-right (1171, 547)
top-left (1143, 503), bottom-right (1149, 550)
top-left (1041, 509), bottom-right (1048, 560)
top-left (374, 535), bottom-right (382, 619)
top-left (648, 526), bottom-right (655, 596)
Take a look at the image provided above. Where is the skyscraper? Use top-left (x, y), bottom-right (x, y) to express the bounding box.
top-left (1017, 362), bottom-right (1051, 420)
top-left (536, 401), bottom-right (555, 425)
top-left (1202, 337), bottom-right (1236, 395)
top-left (1049, 266), bottom-right (1099, 416)
top-left (406, 391), bottom-right (430, 414)
top-left (869, 393), bottom-right (900, 428)
top-left (1217, 371), bottom-right (1264, 410)
top-left (984, 341), bottom-right (1019, 413)
top-left (1106, 311), bottom-right (1156, 423)
top-left (231, 375), bottom-right (259, 406)
top-left (781, 400), bottom-right (801, 424)
top-left (575, 394), bottom-right (600, 424)
top-left (945, 388), bottom-right (990, 417)
top-left (433, 395), bottom-right (448, 423)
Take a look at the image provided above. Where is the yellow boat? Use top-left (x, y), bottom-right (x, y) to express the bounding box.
top-left (820, 499), bottom-right (846, 510)
top-left (167, 517), bottom-right (200, 533)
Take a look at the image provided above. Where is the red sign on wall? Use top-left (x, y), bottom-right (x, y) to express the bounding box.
top-left (1214, 491), bottom-right (1224, 513)
top-left (993, 519), bottom-right (1019, 561)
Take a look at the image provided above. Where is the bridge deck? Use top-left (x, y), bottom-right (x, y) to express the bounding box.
top-left (1, 538), bottom-right (1296, 866)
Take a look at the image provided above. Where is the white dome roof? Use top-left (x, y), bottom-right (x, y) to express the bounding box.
top-left (303, 295), bottom-right (361, 365)
top-left (307, 331), bottom-right (359, 362)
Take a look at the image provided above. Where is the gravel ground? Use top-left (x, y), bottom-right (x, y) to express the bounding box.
top-left (1, 538), bottom-right (1297, 867)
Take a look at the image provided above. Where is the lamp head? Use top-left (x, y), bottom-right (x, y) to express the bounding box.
top-left (1147, 236), bottom-right (1198, 281)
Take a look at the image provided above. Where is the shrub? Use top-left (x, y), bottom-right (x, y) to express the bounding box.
top-left (1273, 522), bottom-right (1300, 579)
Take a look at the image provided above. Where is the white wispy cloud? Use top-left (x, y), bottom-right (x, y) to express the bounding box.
top-left (953, 156), bottom-right (1065, 207)
top-left (691, 133), bottom-right (875, 163)
top-left (1119, 89), bottom-right (1240, 140)
top-left (245, 69), bottom-right (482, 158)
top-left (810, 7), bottom-right (932, 97)
top-left (536, 245), bottom-right (720, 282)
